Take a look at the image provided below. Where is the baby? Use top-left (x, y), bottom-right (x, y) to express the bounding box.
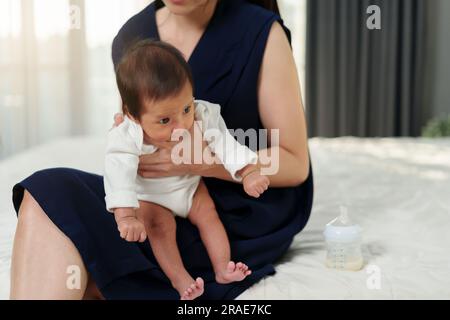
top-left (104, 40), bottom-right (270, 300)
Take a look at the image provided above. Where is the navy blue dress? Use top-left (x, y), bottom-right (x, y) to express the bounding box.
top-left (12, 0), bottom-right (313, 300)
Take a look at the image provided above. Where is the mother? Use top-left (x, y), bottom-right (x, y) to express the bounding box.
top-left (10, 0), bottom-right (313, 300)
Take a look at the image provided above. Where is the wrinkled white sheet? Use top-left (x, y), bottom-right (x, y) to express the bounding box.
top-left (1, 136), bottom-right (449, 299)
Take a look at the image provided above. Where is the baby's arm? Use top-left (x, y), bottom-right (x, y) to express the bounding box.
top-left (104, 122), bottom-right (146, 242)
top-left (196, 101), bottom-right (270, 197)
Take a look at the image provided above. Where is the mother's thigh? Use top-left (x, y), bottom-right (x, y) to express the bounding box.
top-left (11, 191), bottom-right (90, 300)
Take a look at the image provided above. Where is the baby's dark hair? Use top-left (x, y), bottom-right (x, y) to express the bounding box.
top-left (115, 39), bottom-right (194, 120)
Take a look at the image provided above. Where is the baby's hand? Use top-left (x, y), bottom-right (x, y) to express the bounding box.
top-left (243, 170), bottom-right (270, 198)
top-left (114, 208), bottom-right (147, 242)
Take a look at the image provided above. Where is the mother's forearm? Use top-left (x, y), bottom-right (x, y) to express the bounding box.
top-left (258, 146), bottom-right (309, 187)
top-left (194, 162), bottom-right (235, 182)
top-left (193, 146), bottom-right (309, 188)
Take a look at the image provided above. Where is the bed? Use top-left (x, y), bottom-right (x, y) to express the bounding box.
top-left (1, 136), bottom-right (449, 299)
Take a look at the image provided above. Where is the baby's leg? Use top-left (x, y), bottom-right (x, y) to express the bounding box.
top-left (136, 201), bottom-right (204, 300)
top-left (188, 180), bottom-right (252, 284)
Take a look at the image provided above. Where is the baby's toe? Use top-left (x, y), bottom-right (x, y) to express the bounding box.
top-left (227, 261), bottom-right (236, 272)
top-left (195, 277), bottom-right (204, 288)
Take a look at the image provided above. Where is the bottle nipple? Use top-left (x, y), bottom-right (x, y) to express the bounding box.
top-left (339, 206), bottom-right (350, 225)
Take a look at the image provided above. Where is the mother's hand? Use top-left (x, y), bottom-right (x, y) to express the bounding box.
top-left (138, 147), bottom-right (192, 178)
top-left (138, 124), bottom-right (216, 178)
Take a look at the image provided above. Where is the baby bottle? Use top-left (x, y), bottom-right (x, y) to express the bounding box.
top-left (323, 206), bottom-right (364, 271)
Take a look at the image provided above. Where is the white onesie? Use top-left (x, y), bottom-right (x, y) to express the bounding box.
top-left (104, 100), bottom-right (258, 218)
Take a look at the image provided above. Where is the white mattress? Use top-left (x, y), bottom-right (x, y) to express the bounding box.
top-left (1, 136), bottom-right (449, 300)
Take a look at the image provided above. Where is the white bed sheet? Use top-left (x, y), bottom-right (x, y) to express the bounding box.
top-left (1, 136), bottom-right (449, 299)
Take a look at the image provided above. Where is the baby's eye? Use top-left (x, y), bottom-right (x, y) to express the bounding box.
top-left (183, 106), bottom-right (191, 114)
top-left (159, 118), bottom-right (170, 125)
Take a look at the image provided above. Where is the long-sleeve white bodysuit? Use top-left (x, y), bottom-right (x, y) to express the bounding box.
top-left (104, 100), bottom-right (258, 218)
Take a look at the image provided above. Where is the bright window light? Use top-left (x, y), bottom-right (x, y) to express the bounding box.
top-left (86, 0), bottom-right (150, 48)
top-left (34, 0), bottom-right (70, 40)
top-left (0, 0), bottom-right (21, 37)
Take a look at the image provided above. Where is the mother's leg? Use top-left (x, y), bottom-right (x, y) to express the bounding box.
top-left (10, 190), bottom-right (102, 300)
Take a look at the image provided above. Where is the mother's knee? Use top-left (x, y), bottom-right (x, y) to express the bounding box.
top-left (17, 190), bottom-right (45, 224)
top-left (30, 167), bottom-right (83, 185)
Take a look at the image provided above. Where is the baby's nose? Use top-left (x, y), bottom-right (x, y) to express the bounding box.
top-left (171, 124), bottom-right (188, 138)
top-left (172, 121), bottom-right (188, 131)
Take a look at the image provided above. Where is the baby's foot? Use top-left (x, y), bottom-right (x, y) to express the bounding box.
top-left (176, 277), bottom-right (204, 300)
top-left (216, 261), bottom-right (252, 284)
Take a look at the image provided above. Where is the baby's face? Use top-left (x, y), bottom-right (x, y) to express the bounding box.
top-left (138, 82), bottom-right (195, 144)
